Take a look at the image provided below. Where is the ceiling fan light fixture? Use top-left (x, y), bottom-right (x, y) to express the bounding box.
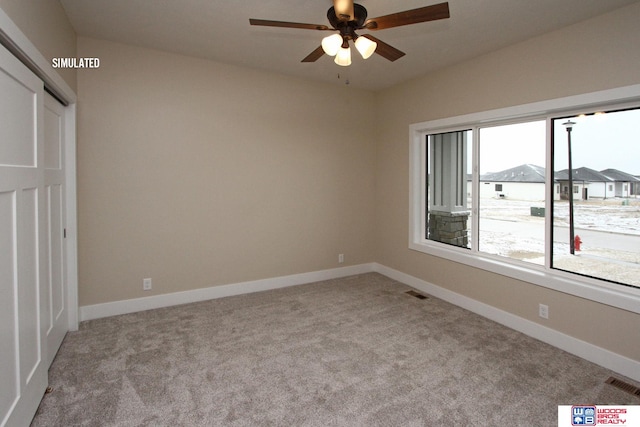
top-left (355, 36), bottom-right (377, 59)
top-left (334, 46), bottom-right (351, 66)
top-left (321, 34), bottom-right (343, 56)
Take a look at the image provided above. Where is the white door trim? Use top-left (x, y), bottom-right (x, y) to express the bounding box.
top-left (0, 6), bottom-right (78, 332)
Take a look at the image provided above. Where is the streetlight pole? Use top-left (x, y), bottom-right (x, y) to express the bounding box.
top-left (563, 120), bottom-right (576, 255)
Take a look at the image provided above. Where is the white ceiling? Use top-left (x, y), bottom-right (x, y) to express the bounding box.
top-left (59, 0), bottom-right (640, 91)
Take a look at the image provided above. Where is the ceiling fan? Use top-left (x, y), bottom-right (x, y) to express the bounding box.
top-left (250, 0), bottom-right (450, 66)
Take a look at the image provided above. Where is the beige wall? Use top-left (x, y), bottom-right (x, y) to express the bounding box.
top-left (0, 0), bottom-right (77, 91)
top-left (76, 37), bottom-right (376, 306)
top-left (374, 3), bottom-right (640, 361)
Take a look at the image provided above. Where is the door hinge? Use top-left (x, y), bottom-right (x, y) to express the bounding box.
top-left (64, 228), bottom-right (66, 238)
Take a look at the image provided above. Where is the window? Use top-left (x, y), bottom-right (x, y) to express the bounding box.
top-left (552, 108), bottom-right (640, 288)
top-left (410, 85), bottom-right (640, 313)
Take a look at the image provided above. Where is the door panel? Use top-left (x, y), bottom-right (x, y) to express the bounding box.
top-left (18, 188), bottom-right (41, 381)
top-left (0, 42), bottom-right (48, 427)
top-left (44, 104), bottom-right (61, 170)
top-left (0, 65), bottom-right (36, 167)
top-left (44, 93), bottom-right (67, 365)
top-left (0, 190), bottom-right (19, 422)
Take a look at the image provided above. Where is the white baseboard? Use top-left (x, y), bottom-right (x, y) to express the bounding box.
top-left (372, 263), bottom-right (640, 383)
top-left (79, 263), bottom-right (375, 322)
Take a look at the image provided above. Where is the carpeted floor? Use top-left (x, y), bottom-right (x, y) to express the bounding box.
top-left (31, 273), bottom-right (639, 426)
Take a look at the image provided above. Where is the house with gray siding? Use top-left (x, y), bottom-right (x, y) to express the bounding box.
top-left (600, 168), bottom-right (640, 197)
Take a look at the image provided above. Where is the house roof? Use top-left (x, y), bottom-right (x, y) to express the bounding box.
top-left (477, 165), bottom-right (639, 184)
top-left (480, 164), bottom-right (546, 183)
top-left (600, 168), bottom-right (640, 182)
top-left (554, 167), bottom-right (613, 182)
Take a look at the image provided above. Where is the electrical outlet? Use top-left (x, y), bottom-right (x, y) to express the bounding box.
top-left (338, 254), bottom-right (344, 263)
top-left (143, 278), bottom-right (152, 291)
top-left (539, 303), bottom-right (549, 319)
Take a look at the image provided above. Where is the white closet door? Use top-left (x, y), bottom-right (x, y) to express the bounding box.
top-left (43, 93), bottom-right (68, 367)
top-left (0, 43), bottom-right (48, 426)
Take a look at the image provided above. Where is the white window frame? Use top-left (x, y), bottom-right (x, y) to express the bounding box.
top-left (409, 84), bottom-right (640, 314)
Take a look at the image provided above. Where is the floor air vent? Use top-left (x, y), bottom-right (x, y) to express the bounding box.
top-left (605, 376), bottom-right (640, 397)
top-left (405, 290), bottom-right (428, 300)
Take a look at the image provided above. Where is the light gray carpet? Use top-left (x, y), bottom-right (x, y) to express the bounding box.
top-left (31, 273), bottom-right (639, 426)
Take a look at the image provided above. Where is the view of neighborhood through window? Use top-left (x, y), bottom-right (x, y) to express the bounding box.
top-left (478, 121), bottom-right (546, 264)
top-left (425, 130), bottom-right (472, 249)
top-left (423, 106), bottom-right (640, 289)
top-left (552, 108), bottom-right (640, 288)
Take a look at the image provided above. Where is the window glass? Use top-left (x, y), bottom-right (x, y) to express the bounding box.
top-left (478, 121), bottom-right (546, 264)
top-left (552, 108), bottom-right (640, 288)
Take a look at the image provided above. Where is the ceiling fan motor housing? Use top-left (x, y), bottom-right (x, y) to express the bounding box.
top-left (327, 3), bottom-right (368, 40)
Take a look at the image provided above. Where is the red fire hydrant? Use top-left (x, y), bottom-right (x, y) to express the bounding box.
top-left (574, 235), bottom-right (582, 252)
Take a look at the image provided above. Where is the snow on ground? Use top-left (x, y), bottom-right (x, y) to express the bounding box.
top-left (479, 197), bottom-right (640, 235)
top-left (553, 248), bottom-right (640, 288)
top-left (552, 198), bottom-right (640, 236)
top-left (468, 197), bottom-right (640, 287)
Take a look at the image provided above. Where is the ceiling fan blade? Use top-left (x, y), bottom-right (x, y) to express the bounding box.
top-left (301, 46), bottom-right (325, 63)
top-left (333, 0), bottom-right (354, 21)
top-left (364, 2), bottom-right (450, 30)
top-left (361, 34), bottom-right (405, 62)
top-left (249, 19), bottom-right (331, 31)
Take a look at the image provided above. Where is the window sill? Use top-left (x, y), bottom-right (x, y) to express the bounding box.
top-left (409, 239), bottom-right (640, 314)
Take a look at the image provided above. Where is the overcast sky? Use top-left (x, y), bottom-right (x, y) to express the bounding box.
top-left (476, 108), bottom-right (640, 176)
top-left (479, 121), bottom-right (545, 174)
top-left (553, 109), bottom-right (640, 175)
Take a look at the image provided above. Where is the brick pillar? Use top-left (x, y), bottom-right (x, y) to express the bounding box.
top-left (428, 210), bottom-right (469, 248)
